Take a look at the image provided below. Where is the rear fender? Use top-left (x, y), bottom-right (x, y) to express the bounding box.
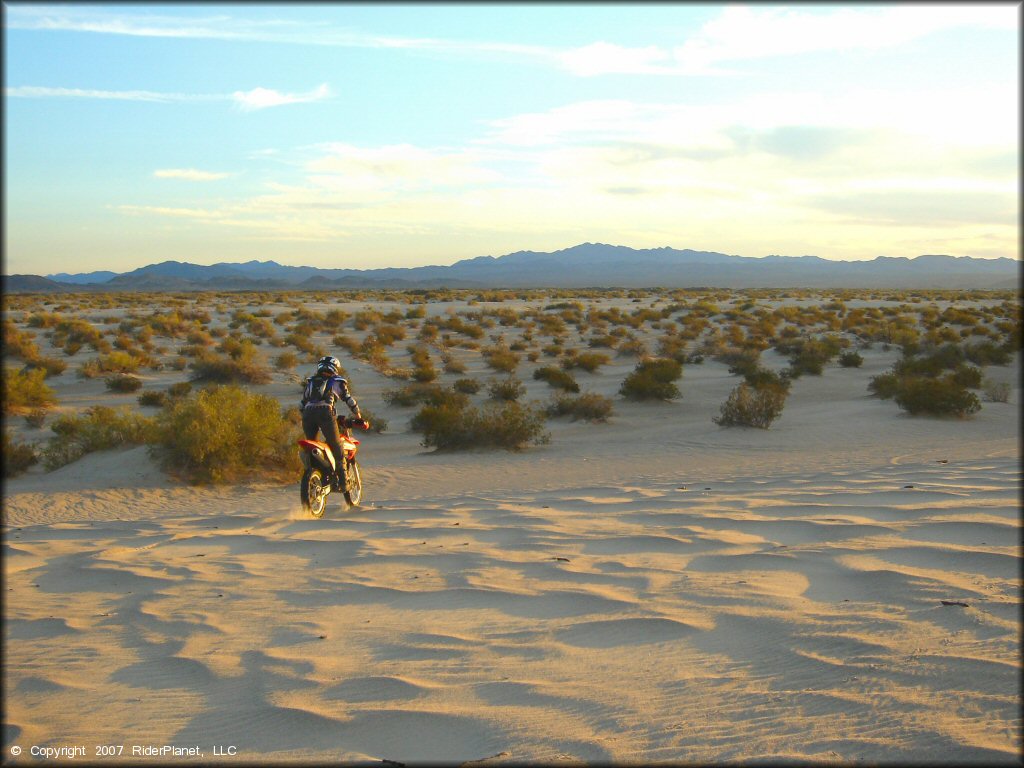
top-left (297, 440), bottom-right (336, 473)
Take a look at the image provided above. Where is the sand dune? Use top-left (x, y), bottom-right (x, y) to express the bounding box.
top-left (4, 449), bottom-right (1019, 764)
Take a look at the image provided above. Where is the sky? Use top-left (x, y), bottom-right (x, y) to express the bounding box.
top-left (3, 2), bottom-right (1020, 275)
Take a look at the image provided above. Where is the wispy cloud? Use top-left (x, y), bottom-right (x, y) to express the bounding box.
top-left (153, 169), bottom-right (232, 181)
top-left (233, 83), bottom-right (331, 111)
top-left (7, 83), bottom-right (331, 110)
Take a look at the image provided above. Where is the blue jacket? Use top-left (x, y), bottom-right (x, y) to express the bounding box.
top-left (301, 374), bottom-right (359, 414)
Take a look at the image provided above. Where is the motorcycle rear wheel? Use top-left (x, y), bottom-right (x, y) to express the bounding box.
top-left (301, 468), bottom-right (328, 518)
top-left (344, 460), bottom-right (362, 508)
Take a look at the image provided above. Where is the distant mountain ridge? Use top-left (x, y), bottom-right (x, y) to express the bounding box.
top-left (4, 243), bottom-right (1018, 292)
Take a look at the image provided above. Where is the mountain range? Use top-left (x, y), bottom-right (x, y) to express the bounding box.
top-left (4, 243), bottom-right (1019, 292)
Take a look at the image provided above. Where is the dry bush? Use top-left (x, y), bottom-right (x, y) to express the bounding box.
top-left (189, 342), bottom-right (271, 384)
top-left (4, 430), bottom-right (38, 477)
top-left (982, 378), bottom-right (1011, 403)
top-left (274, 351), bottom-right (299, 371)
top-left (482, 344), bottom-right (519, 374)
top-left (562, 351), bottom-right (611, 373)
top-left (453, 378), bottom-right (481, 394)
top-left (138, 390), bottom-right (168, 408)
top-left (488, 377), bottom-right (526, 401)
top-left (838, 351), bottom-right (864, 368)
top-left (154, 384), bottom-right (300, 483)
top-left (105, 374), bottom-right (143, 393)
top-left (546, 392), bottom-right (614, 422)
top-left (713, 380), bottom-right (789, 429)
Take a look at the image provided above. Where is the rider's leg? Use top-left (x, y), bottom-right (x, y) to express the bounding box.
top-left (319, 408), bottom-right (347, 491)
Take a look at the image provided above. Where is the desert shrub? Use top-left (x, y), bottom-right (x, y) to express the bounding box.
top-left (98, 350), bottom-right (144, 373)
top-left (24, 408), bottom-right (47, 428)
top-left (274, 351), bottom-right (299, 371)
top-left (3, 320), bottom-right (41, 361)
top-left (154, 384), bottom-right (301, 483)
top-left (453, 378), bottom-right (481, 395)
top-left (787, 336), bottom-right (843, 377)
top-left (868, 372), bottom-right (901, 400)
top-left (533, 366), bottom-right (580, 393)
top-left (546, 392), bottom-right (614, 422)
top-left (713, 380), bottom-right (789, 429)
top-left (384, 383), bottom-right (469, 410)
top-left (892, 376), bottom-right (981, 418)
top-left (563, 351), bottom-right (611, 373)
top-left (171, 356), bottom-right (188, 371)
top-left (482, 345), bottom-right (519, 373)
top-left (617, 339), bottom-right (648, 358)
top-left (982, 378), bottom-right (1011, 403)
top-left (963, 340), bottom-right (1012, 367)
top-left (441, 352), bottom-right (467, 375)
top-left (138, 390), bottom-right (168, 407)
top-left (415, 400), bottom-right (549, 451)
top-left (357, 408), bottom-right (388, 434)
top-left (105, 374), bottom-right (143, 393)
top-left (488, 377), bottom-right (526, 402)
top-left (4, 366), bottom-right (56, 413)
top-left (4, 430), bottom-right (38, 477)
top-left (42, 406), bottom-right (159, 469)
top-left (619, 358), bottom-right (683, 401)
top-left (26, 356), bottom-right (68, 378)
top-left (838, 351), bottom-right (864, 368)
top-left (167, 381), bottom-right (193, 399)
top-left (189, 342), bottom-right (271, 384)
top-left (949, 364), bottom-right (983, 389)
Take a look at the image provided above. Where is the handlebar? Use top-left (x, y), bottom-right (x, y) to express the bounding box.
top-left (339, 416), bottom-right (370, 431)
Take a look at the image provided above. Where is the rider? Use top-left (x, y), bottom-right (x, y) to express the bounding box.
top-left (300, 356), bottom-right (364, 491)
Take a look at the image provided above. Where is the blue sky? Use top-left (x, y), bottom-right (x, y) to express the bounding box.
top-left (3, 2), bottom-right (1019, 275)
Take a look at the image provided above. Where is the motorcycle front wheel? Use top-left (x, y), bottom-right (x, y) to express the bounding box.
top-left (344, 460), bottom-right (362, 508)
top-left (301, 467), bottom-right (328, 518)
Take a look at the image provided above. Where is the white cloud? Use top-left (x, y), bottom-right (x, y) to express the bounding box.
top-left (153, 168), bottom-right (231, 181)
top-left (232, 83), bottom-right (331, 111)
top-left (562, 4), bottom-right (1019, 76)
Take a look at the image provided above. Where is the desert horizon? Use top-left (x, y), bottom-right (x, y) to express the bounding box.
top-left (3, 285), bottom-right (1020, 764)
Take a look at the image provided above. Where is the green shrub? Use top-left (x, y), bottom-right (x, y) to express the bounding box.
top-left (533, 366), bottom-right (580, 393)
top-left (4, 367), bottom-right (56, 413)
top-left (415, 400), bottom-right (549, 451)
top-left (154, 384), bottom-right (301, 483)
top-left (713, 381), bottom-right (789, 429)
top-left (105, 374), bottom-right (143, 393)
top-left (138, 390), bottom-right (168, 408)
top-left (892, 376), bottom-right (981, 418)
top-left (482, 345), bottom-right (519, 373)
top-left (4, 430), bottom-right (38, 477)
top-left (949, 364), bottom-right (982, 389)
top-left (619, 358), bottom-right (683, 401)
top-left (868, 372), bottom-right (901, 400)
top-left (488, 377), bottom-right (526, 401)
top-left (838, 351), bottom-right (864, 368)
top-left (167, 381), bottom-right (193, 399)
top-left (963, 340), bottom-right (1012, 367)
top-left (42, 406), bottom-right (159, 469)
top-left (546, 392), bottom-right (614, 422)
top-left (27, 356), bottom-right (68, 378)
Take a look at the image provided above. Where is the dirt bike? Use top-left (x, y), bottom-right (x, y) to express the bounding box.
top-left (297, 416), bottom-right (370, 518)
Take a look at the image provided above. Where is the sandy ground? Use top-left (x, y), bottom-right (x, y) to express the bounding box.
top-left (3, 293), bottom-right (1021, 764)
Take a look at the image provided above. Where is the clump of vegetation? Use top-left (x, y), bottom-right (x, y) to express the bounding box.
top-left (414, 400), bottom-right (549, 451)
top-left (105, 374), bottom-right (144, 393)
top-left (189, 340), bottom-right (271, 384)
top-left (892, 376), bottom-right (981, 418)
top-left (838, 351), bottom-right (864, 368)
top-left (563, 351), bottom-right (611, 373)
top-left (453, 378), bottom-right (481, 395)
top-left (546, 392), bottom-right (614, 422)
top-left (982, 378), bottom-right (1011, 403)
top-left (619, 358), bottom-right (683, 401)
top-left (137, 390), bottom-right (168, 408)
top-left (4, 367), bottom-right (57, 413)
top-left (4, 430), bottom-right (38, 477)
top-left (488, 377), bottom-right (526, 402)
top-left (24, 408), bottom-right (47, 429)
top-left (274, 351), bottom-right (299, 371)
top-left (713, 377), bottom-right (790, 429)
top-left (42, 406), bottom-right (159, 469)
top-left (482, 344), bottom-right (520, 374)
top-left (153, 384), bottom-right (300, 483)
top-left (384, 383), bottom-right (468, 410)
top-left (533, 366), bottom-right (580, 393)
